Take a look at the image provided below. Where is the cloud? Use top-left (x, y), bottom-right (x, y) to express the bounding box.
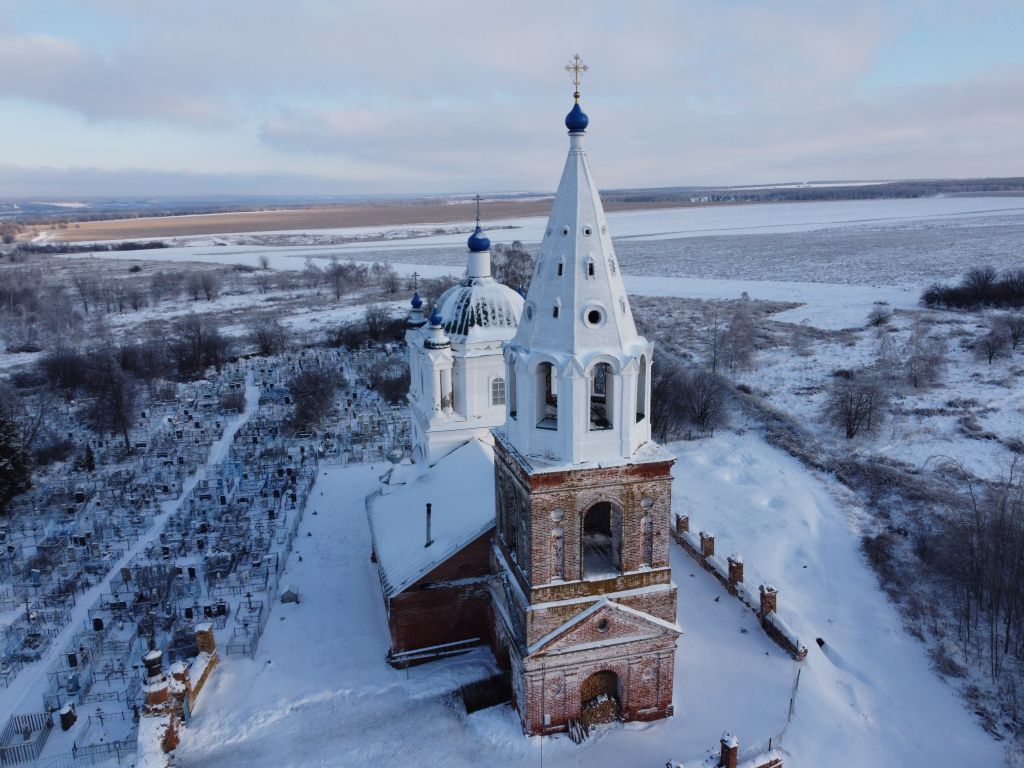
top-left (0, 1), bottom-right (1022, 193)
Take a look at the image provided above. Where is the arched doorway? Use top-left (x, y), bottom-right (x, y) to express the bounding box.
top-left (582, 502), bottom-right (621, 579)
top-left (580, 670), bottom-right (621, 727)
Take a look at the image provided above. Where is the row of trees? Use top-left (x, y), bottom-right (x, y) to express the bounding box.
top-left (923, 266), bottom-right (1024, 309)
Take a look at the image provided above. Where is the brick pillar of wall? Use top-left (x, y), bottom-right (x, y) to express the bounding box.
top-left (719, 732), bottom-right (739, 768)
top-left (195, 622), bottom-right (216, 654)
top-left (727, 555), bottom-right (744, 585)
top-left (699, 531), bottom-right (715, 558)
top-left (676, 514), bottom-right (689, 534)
top-left (759, 584), bottom-right (778, 618)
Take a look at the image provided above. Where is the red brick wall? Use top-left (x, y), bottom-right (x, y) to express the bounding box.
top-left (387, 530), bottom-right (492, 658)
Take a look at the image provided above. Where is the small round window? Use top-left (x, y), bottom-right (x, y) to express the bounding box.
top-left (587, 309), bottom-right (602, 325)
top-left (561, 226), bottom-right (570, 236)
top-left (583, 226), bottom-right (592, 236)
top-left (597, 618), bottom-right (610, 633)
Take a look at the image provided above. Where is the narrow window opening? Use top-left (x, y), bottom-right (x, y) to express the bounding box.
top-left (589, 362), bottom-right (614, 430)
top-left (552, 306), bottom-right (559, 319)
top-left (636, 356), bottom-right (648, 423)
top-left (557, 261), bottom-right (564, 276)
top-left (587, 261), bottom-right (595, 277)
top-left (583, 502), bottom-right (621, 578)
top-left (536, 362), bottom-right (558, 430)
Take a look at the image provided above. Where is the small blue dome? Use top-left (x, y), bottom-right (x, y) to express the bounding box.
top-left (565, 102), bottom-right (589, 132)
top-left (429, 306), bottom-right (443, 326)
top-left (467, 225), bottom-right (491, 253)
top-left (410, 291), bottom-right (423, 309)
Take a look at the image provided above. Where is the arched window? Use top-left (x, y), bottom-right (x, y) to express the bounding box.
top-left (582, 502), bottom-right (621, 578)
top-left (587, 258), bottom-right (595, 277)
top-left (536, 362), bottom-right (557, 429)
top-left (491, 377), bottom-right (505, 406)
top-left (636, 355), bottom-right (648, 423)
top-left (589, 362), bottom-right (614, 430)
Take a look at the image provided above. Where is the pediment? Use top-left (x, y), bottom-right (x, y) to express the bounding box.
top-left (529, 599), bottom-right (680, 657)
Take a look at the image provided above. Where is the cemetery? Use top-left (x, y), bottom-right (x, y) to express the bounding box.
top-left (0, 341), bottom-right (412, 766)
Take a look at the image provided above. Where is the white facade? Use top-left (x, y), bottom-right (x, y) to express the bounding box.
top-left (406, 234), bottom-right (524, 466)
top-left (501, 117), bottom-right (654, 466)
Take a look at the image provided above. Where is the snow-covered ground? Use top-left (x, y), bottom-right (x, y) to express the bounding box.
top-left (174, 431), bottom-right (1003, 767)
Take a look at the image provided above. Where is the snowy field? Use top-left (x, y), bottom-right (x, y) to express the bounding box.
top-left (57, 196), bottom-right (1024, 332)
top-left (174, 434), bottom-right (1003, 768)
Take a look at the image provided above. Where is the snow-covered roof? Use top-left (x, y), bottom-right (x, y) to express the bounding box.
top-left (366, 438), bottom-right (495, 597)
top-left (435, 275), bottom-right (523, 342)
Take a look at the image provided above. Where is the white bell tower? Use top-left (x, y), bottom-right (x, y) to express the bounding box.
top-left (502, 84), bottom-right (653, 466)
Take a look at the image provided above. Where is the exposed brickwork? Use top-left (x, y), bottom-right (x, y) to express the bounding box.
top-left (491, 438), bottom-right (679, 735)
top-left (758, 585), bottom-right (777, 618)
top-left (385, 530), bottom-right (492, 661)
top-left (672, 518), bottom-right (807, 661)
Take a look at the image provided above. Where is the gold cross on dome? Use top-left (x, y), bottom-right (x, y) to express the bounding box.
top-left (564, 54), bottom-right (588, 101)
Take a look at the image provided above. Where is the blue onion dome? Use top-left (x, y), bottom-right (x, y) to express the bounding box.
top-left (565, 102), bottom-right (589, 132)
top-left (467, 224), bottom-right (491, 253)
top-left (410, 291), bottom-right (423, 309)
top-left (429, 306), bottom-right (443, 326)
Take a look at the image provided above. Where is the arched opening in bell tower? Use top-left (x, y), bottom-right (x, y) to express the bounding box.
top-left (636, 355), bottom-right (648, 423)
top-left (589, 362), bottom-right (614, 430)
top-left (582, 501), bottom-right (621, 578)
top-left (536, 362), bottom-right (558, 429)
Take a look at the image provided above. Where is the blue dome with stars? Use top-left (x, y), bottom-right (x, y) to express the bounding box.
top-left (565, 102), bottom-right (589, 132)
top-left (410, 291), bottom-right (423, 309)
top-left (467, 225), bottom-right (491, 253)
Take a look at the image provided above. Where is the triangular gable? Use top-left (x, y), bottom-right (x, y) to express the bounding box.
top-left (528, 599), bottom-right (681, 657)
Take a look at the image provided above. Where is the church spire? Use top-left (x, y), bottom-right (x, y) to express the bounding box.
top-left (501, 61), bottom-right (654, 466)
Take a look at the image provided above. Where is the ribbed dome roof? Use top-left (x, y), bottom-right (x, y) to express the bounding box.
top-left (435, 275), bottom-right (524, 341)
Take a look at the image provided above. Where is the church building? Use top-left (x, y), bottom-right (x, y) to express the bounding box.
top-left (366, 211), bottom-right (523, 666)
top-left (487, 69), bottom-right (679, 735)
top-left (366, 59), bottom-right (679, 733)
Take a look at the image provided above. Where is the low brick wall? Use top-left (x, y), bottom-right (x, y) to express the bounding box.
top-left (673, 515), bottom-right (807, 661)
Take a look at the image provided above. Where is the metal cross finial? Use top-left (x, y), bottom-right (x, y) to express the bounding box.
top-left (564, 53), bottom-right (588, 102)
top-left (474, 193), bottom-right (481, 226)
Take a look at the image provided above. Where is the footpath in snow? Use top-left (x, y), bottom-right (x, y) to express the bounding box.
top-left (0, 375), bottom-right (259, 729)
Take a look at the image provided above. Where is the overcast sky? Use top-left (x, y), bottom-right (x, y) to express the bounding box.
top-left (1, 0), bottom-right (1023, 198)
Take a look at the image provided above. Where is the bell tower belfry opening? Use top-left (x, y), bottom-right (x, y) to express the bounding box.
top-left (488, 57), bottom-right (679, 736)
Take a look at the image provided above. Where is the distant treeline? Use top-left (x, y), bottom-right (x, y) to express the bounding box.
top-left (15, 241), bottom-right (168, 254)
top-left (603, 177), bottom-right (1024, 205)
top-left (923, 266), bottom-right (1024, 309)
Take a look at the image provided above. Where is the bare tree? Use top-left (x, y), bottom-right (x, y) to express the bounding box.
top-left (71, 274), bottom-right (97, 314)
top-left (721, 295), bottom-right (756, 371)
top-left (169, 316), bottom-right (231, 378)
top-left (247, 315), bottom-right (290, 356)
top-left (82, 348), bottom-right (138, 453)
top-left (365, 304), bottom-right (392, 341)
top-left (996, 312), bottom-right (1024, 350)
top-left (824, 375), bottom-right (890, 439)
top-left (964, 265), bottom-right (999, 302)
top-left (682, 368), bottom-right (727, 434)
top-left (866, 305), bottom-right (893, 327)
top-left (491, 241), bottom-right (535, 294)
top-left (258, 254), bottom-right (270, 270)
top-left (287, 366), bottom-right (342, 429)
top-left (975, 323), bottom-right (1010, 365)
top-left (902, 318), bottom-right (947, 388)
